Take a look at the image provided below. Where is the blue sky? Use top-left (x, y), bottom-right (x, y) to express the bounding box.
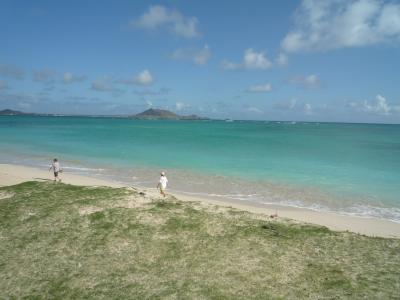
top-left (1, 0), bottom-right (400, 123)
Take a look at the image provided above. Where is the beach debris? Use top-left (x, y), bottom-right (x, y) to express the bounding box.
top-left (270, 213), bottom-right (278, 219)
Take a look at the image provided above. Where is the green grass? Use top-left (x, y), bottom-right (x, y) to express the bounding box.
top-left (1, 181), bottom-right (399, 299)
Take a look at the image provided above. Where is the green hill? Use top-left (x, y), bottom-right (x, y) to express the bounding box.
top-left (1, 181), bottom-right (399, 299)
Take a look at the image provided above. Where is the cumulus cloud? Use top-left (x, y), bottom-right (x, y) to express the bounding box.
top-left (290, 74), bottom-right (320, 88)
top-left (304, 103), bottom-right (313, 115)
top-left (0, 80), bottom-right (8, 89)
top-left (134, 70), bottom-right (154, 85)
top-left (145, 100), bottom-right (153, 108)
top-left (282, 0), bottom-right (400, 53)
top-left (132, 5), bottom-right (200, 38)
top-left (170, 44), bottom-right (211, 65)
top-left (275, 99), bottom-right (298, 110)
top-left (246, 83), bottom-right (272, 93)
top-left (274, 99), bottom-right (313, 114)
top-left (63, 72), bottom-right (86, 84)
top-left (175, 101), bottom-right (190, 111)
top-left (121, 70), bottom-right (154, 86)
top-left (0, 64), bottom-right (25, 79)
top-left (221, 49), bottom-right (272, 70)
top-left (91, 77), bottom-right (115, 91)
top-left (33, 69), bottom-right (56, 82)
top-left (276, 52), bottom-right (289, 66)
top-left (349, 94), bottom-right (400, 115)
top-left (245, 106), bottom-right (264, 114)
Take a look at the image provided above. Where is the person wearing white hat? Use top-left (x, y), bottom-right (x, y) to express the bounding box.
top-left (157, 171), bottom-right (168, 197)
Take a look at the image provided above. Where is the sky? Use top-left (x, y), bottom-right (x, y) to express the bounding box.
top-left (1, 0), bottom-right (400, 123)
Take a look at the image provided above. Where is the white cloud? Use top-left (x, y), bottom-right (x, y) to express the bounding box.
top-left (221, 48), bottom-right (272, 70)
top-left (356, 94), bottom-right (400, 115)
top-left (274, 99), bottom-right (313, 114)
top-left (146, 100), bottom-right (153, 108)
top-left (33, 69), bottom-right (56, 82)
top-left (290, 74), bottom-right (320, 88)
top-left (63, 72), bottom-right (86, 84)
top-left (91, 77), bottom-right (114, 91)
top-left (134, 70), bottom-right (154, 86)
top-left (282, 0), bottom-right (400, 53)
top-left (348, 94), bottom-right (400, 115)
top-left (364, 94), bottom-right (390, 115)
top-left (0, 64), bottom-right (25, 79)
top-left (220, 60), bottom-right (237, 70)
top-left (0, 80), bottom-right (8, 89)
top-left (246, 106), bottom-right (264, 114)
top-left (171, 44), bottom-right (211, 65)
top-left (175, 101), bottom-right (191, 111)
top-left (121, 70), bottom-right (154, 86)
top-left (274, 99), bottom-right (297, 110)
top-left (132, 5), bottom-right (200, 38)
top-left (276, 52), bottom-right (289, 66)
top-left (247, 83), bottom-right (272, 93)
top-left (304, 103), bottom-right (313, 115)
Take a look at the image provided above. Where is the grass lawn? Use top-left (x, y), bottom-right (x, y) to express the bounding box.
top-left (1, 181), bottom-right (399, 299)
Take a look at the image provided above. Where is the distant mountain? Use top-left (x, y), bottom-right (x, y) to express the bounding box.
top-left (0, 109), bottom-right (54, 116)
top-left (133, 109), bottom-right (180, 120)
top-left (0, 109), bottom-right (30, 115)
top-left (0, 109), bottom-right (22, 115)
top-left (132, 109), bottom-right (208, 120)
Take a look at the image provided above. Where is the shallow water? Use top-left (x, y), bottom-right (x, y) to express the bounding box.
top-left (1, 116), bottom-right (399, 222)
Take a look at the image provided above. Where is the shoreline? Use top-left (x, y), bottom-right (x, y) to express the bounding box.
top-left (1, 163), bottom-right (399, 238)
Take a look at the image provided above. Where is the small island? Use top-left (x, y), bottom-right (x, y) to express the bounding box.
top-left (131, 108), bottom-right (208, 120)
top-left (0, 109), bottom-right (30, 116)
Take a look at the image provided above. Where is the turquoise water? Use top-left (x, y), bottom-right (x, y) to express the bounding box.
top-left (1, 116), bottom-right (400, 221)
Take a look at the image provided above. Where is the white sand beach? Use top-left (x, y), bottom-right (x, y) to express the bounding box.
top-left (1, 163), bottom-right (399, 238)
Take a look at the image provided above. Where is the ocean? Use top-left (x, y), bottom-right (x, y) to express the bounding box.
top-left (1, 116), bottom-right (399, 222)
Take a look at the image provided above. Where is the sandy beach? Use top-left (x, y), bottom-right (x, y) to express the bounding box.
top-left (1, 163), bottom-right (399, 238)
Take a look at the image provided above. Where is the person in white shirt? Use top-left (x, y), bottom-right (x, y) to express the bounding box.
top-left (49, 158), bottom-right (62, 182)
top-left (157, 171), bottom-right (168, 197)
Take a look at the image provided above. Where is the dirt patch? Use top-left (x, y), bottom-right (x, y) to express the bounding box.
top-left (79, 206), bottom-right (104, 216)
top-left (0, 191), bottom-right (14, 200)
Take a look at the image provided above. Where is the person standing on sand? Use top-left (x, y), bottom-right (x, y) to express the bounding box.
top-left (157, 171), bottom-right (168, 197)
top-left (49, 158), bottom-right (62, 182)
